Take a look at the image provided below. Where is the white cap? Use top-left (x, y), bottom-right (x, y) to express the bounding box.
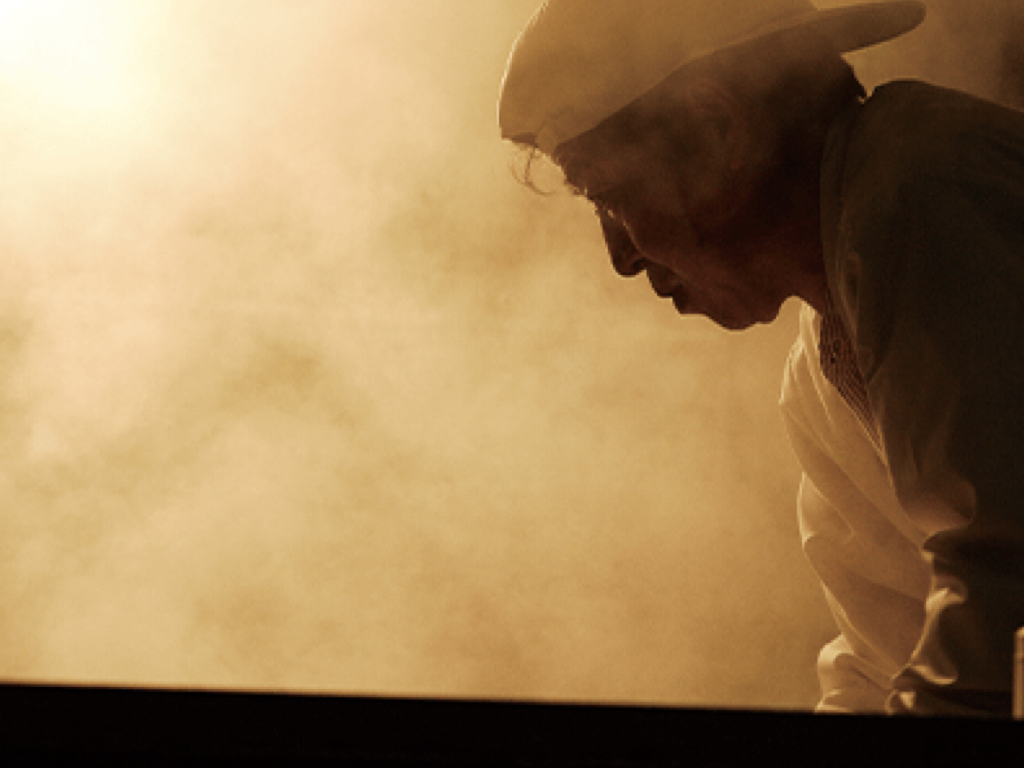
top-left (499, 0), bottom-right (926, 155)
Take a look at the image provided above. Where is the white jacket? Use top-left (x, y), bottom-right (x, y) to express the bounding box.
top-left (781, 81), bottom-right (1024, 716)
top-left (782, 304), bottom-right (930, 712)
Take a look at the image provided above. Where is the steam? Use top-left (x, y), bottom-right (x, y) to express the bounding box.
top-left (0, 0), bottom-right (1014, 711)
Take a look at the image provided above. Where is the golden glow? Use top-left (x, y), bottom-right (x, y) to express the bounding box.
top-left (0, 0), bottom-right (153, 136)
top-left (0, 0), bottom-right (1013, 713)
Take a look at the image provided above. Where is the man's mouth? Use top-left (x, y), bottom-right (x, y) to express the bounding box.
top-left (668, 289), bottom-right (752, 331)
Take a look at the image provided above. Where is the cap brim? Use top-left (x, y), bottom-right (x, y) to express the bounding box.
top-left (735, 1), bottom-right (926, 56)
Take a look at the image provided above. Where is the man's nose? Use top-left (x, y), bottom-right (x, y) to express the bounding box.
top-left (597, 210), bottom-right (645, 277)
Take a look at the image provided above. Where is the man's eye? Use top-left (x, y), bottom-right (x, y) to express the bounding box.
top-left (588, 184), bottom-right (632, 221)
top-left (590, 195), bottom-right (620, 222)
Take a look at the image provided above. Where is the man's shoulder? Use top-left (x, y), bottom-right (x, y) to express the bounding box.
top-left (862, 79), bottom-right (997, 123)
top-left (827, 79), bottom-right (1024, 263)
top-left (823, 79), bottom-right (1024, 360)
top-left (843, 80), bottom-right (1024, 192)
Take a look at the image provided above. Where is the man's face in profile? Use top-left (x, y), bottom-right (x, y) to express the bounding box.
top-left (555, 80), bottom-right (821, 331)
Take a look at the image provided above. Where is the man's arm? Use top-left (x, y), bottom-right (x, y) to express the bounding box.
top-left (781, 308), bottom-right (930, 712)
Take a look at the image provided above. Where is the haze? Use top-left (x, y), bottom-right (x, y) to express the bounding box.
top-left (0, 0), bottom-right (1019, 711)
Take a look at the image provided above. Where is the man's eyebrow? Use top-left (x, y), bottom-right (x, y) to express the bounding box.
top-left (566, 183), bottom-right (611, 207)
top-left (554, 153), bottom-right (598, 195)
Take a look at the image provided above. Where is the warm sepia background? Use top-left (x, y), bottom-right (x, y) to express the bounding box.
top-left (0, 0), bottom-right (1020, 711)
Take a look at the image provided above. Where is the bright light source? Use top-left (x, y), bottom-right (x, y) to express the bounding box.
top-left (0, 0), bottom-right (152, 135)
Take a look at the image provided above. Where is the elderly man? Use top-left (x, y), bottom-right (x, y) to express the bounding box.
top-left (498, 0), bottom-right (1024, 717)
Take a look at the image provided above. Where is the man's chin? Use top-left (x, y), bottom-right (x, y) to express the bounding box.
top-left (714, 316), bottom-right (756, 332)
top-left (706, 305), bottom-right (780, 332)
top-left (673, 305), bottom-right (752, 331)
top-left (668, 293), bottom-right (779, 331)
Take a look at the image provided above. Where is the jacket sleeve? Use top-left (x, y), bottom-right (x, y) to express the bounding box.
top-left (780, 308), bottom-right (930, 713)
top-left (839, 168), bottom-right (1024, 716)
